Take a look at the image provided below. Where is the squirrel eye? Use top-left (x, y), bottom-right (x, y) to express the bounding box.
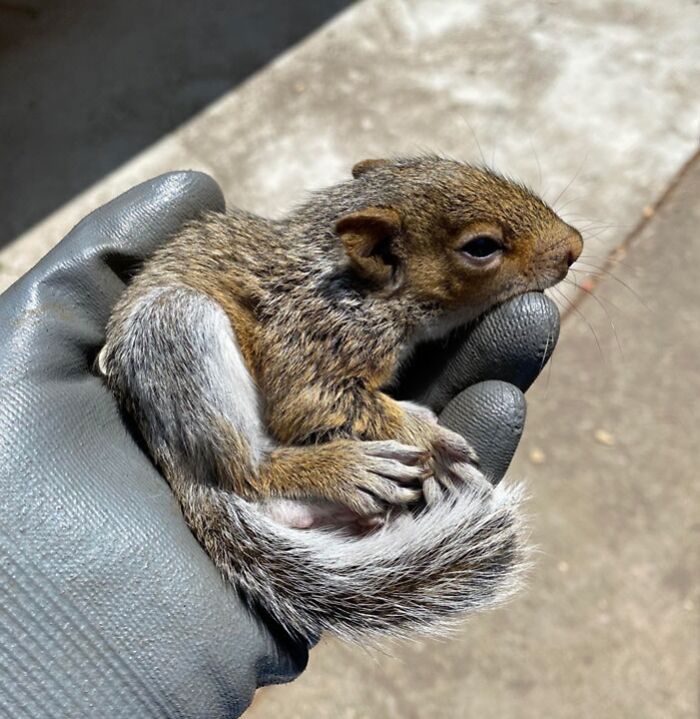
top-left (460, 235), bottom-right (503, 260)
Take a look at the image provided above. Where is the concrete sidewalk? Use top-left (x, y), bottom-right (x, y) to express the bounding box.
top-left (2, 0), bottom-right (699, 297)
top-left (0, 0), bottom-right (353, 244)
top-left (2, 1), bottom-right (698, 717)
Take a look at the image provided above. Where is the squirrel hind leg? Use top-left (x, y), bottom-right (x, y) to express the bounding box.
top-left (102, 285), bottom-right (268, 489)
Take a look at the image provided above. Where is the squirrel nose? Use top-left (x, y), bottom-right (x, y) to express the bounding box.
top-left (565, 230), bottom-right (583, 267)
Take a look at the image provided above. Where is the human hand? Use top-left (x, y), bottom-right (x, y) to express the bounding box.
top-left (0, 172), bottom-right (558, 718)
top-left (0, 173), bottom-right (307, 719)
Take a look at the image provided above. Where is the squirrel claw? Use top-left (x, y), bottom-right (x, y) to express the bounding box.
top-left (446, 461), bottom-right (484, 485)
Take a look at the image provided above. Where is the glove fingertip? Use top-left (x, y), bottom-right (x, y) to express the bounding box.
top-left (439, 380), bottom-right (526, 485)
top-left (396, 292), bottom-right (559, 413)
top-left (469, 292), bottom-right (561, 393)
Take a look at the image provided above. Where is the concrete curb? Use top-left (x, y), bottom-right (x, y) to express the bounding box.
top-left (2, 0), bottom-right (699, 297)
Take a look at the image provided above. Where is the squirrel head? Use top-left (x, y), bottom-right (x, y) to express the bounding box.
top-left (334, 156), bottom-right (582, 322)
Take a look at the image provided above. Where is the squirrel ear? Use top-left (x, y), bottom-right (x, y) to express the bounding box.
top-left (351, 159), bottom-right (391, 178)
top-left (335, 207), bottom-right (402, 288)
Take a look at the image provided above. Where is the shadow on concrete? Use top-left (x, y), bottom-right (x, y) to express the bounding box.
top-left (0, 0), bottom-right (353, 247)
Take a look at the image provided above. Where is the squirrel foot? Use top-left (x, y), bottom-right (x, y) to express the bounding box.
top-left (331, 440), bottom-right (429, 517)
top-left (428, 425), bottom-right (484, 505)
top-left (398, 401), bottom-right (483, 506)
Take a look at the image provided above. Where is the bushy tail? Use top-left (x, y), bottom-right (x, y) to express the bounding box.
top-left (182, 479), bottom-right (527, 643)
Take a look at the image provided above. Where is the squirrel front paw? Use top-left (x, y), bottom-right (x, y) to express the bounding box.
top-left (398, 401), bottom-right (483, 505)
top-left (331, 440), bottom-right (429, 517)
top-left (423, 425), bottom-right (485, 504)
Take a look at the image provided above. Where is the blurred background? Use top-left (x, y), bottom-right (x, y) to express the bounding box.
top-left (2, 1), bottom-right (698, 716)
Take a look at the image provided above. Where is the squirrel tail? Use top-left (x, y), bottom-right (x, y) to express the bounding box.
top-left (182, 479), bottom-right (527, 643)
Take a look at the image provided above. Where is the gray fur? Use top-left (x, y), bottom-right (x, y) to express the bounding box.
top-left (185, 475), bottom-right (526, 642)
top-left (101, 286), bottom-right (264, 487)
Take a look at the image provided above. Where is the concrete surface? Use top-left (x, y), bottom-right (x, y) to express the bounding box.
top-left (2, 0), bottom-right (699, 297)
top-left (1, 0), bottom-right (699, 717)
top-left (0, 0), bottom-right (352, 245)
top-left (244, 152), bottom-right (700, 719)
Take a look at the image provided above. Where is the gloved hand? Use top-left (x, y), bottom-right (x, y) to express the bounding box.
top-left (0, 172), bottom-right (559, 719)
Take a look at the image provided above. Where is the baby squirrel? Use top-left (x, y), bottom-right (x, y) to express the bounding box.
top-left (99, 157), bottom-right (582, 642)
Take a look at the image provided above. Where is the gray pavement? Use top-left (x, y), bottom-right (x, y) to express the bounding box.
top-left (2, 0), bottom-right (699, 300)
top-left (1, 1), bottom-right (699, 716)
top-left (0, 0), bottom-right (352, 245)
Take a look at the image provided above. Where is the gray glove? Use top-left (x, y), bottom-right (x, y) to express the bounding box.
top-left (0, 172), bottom-right (558, 719)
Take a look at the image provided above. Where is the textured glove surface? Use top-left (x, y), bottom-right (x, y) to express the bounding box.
top-left (0, 173), bottom-right (307, 719)
top-left (0, 172), bottom-right (558, 718)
